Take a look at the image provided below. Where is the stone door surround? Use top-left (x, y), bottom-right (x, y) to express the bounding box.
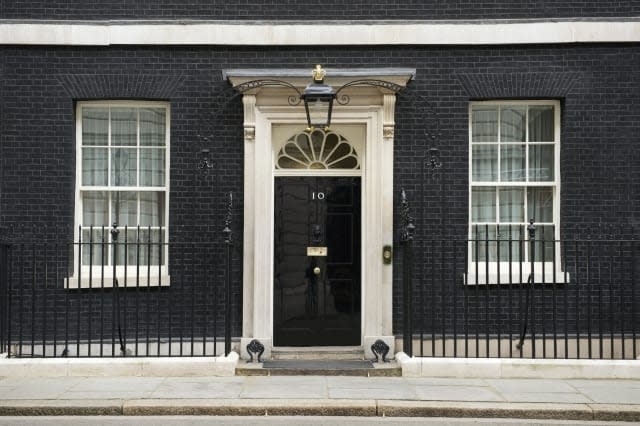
top-left (224, 68), bottom-right (415, 359)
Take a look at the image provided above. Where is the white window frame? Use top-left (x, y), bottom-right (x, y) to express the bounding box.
top-left (467, 100), bottom-right (566, 285)
top-left (67, 100), bottom-right (170, 289)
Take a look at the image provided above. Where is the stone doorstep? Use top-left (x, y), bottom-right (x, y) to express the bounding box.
top-left (0, 399), bottom-right (638, 420)
top-left (239, 345), bottom-right (400, 376)
top-left (235, 362), bottom-right (402, 377)
top-left (271, 346), bottom-right (366, 361)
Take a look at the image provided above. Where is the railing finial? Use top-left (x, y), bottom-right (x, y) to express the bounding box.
top-left (110, 223), bottom-right (119, 241)
top-left (527, 218), bottom-right (536, 240)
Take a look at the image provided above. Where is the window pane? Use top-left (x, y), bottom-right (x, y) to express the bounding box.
top-left (111, 148), bottom-right (137, 186)
top-left (499, 187), bottom-right (524, 222)
top-left (498, 225), bottom-right (523, 262)
top-left (277, 157), bottom-right (305, 169)
top-left (140, 148), bottom-right (165, 187)
top-left (471, 225), bottom-right (496, 262)
top-left (471, 106), bottom-right (498, 142)
top-left (82, 108), bottom-right (108, 146)
top-left (531, 225), bottom-right (555, 263)
top-left (472, 145), bottom-right (497, 182)
top-left (472, 187), bottom-right (496, 222)
top-left (138, 229), bottom-right (164, 266)
top-left (82, 148), bottom-right (108, 186)
top-left (528, 145), bottom-right (554, 181)
top-left (330, 156), bottom-right (358, 169)
top-left (529, 106), bottom-right (555, 142)
top-left (111, 191), bottom-right (137, 227)
top-left (114, 229), bottom-right (139, 266)
top-left (82, 191), bottom-right (108, 226)
top-left (528, 187), bottom-right (554, 223)
top-left (111, 108), bottom-right (137, 147)
top-left (295, 133), bottom-right (313, 160)
top-left (500, 144), bottom-right (526, 182)
top-left (81, 228), bottom-right (107, 267)
top-left (140, 108), bottom-right (166, 147)
top-left (140, 192), bottom-right (165, 227)
top-left (500, 106), bottom-right (526, 142)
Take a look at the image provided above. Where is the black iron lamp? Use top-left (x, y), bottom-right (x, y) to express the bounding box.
top-left (301, 65), bottom-right (336, 132)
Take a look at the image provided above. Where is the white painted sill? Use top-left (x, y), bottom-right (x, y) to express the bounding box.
top-left (464, 262), bottom-right (570, 285)
top-left (65, 271), bottom-right (170, 289)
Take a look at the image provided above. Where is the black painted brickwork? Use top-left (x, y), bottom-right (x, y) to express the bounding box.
top-left (2, 1), bottom-right (640, 20)
top-left (1, 44), bottom-right (639, 342)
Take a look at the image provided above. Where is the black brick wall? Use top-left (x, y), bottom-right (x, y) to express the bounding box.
top-left (1, 44), bottom-right (639, 343)
top-left (2, 1), bottom-right (639, 20)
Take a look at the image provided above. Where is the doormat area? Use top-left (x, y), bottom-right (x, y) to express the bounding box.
top-left (263, 360), bottom-right (374, 370)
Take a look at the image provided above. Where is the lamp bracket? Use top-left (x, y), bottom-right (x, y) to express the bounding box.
top-left (234, 77), bottom-right (406, 107)
top-left (334, 79), bottom-right (405, 105)
top-left (235, 79), bottom-right (303, 106)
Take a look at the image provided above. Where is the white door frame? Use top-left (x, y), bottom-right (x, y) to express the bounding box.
top-left (228, 69), bottom-right (413, 359)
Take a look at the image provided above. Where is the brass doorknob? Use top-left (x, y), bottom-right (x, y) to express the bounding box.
top-left (313, 266), bottom-right (321, 275)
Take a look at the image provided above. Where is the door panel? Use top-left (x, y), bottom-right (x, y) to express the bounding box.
top-left (274, 176), bottom-right (361, 346)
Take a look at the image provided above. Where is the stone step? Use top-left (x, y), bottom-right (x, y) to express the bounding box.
top-left (236, 359), bottom-right (401, 376)
top-left (271, 346), bottom-right (365, 360)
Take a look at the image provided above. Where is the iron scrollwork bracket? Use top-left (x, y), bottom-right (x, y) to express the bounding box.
top-left (246, 339), bottom-right (265, 363)
top-left (371, 339), bottom-right (391, 363)
top-left (235, 79), bottom-right (303, 106)
top-left (223, 192), bottom-right (233, 245)
top-left (399, 189), bottom-right (415, 244)
top-left (334, 79), bottom-right (405, 106)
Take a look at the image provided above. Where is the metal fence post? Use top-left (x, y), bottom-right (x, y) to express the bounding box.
top-left (223, 192), bottom-right (233, 356)
top-left (399, 189), bottom-right (415, 357)
top-left (111, 224), bottom-right (127, 356)
top-left (517, 219), bottom-right (536, 353)
top-left (0, 242), bottom-right (8, 355)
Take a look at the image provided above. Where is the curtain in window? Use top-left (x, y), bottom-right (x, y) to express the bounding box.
top-left (82, 108), bottom-right (108, 186)
top-left (472, 106), bottom-right (498, 142)
top-left (527, 187), bottom-right (553, 223)
top-left (472, 145), bottom-right (497, 181)
top-left (500, 106), bottom-right (526, 142)
top-left (500, 145), bottom-right (525, 181)
top-left (472, 187), bottom-right (496, 223)
top-left (529, 106), bottom-right (554, 142)
top-left (499, 187), bottom-right (524, 223)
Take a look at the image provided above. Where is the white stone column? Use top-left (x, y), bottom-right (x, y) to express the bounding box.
top-left (239, 104), bottom-right (274, 360)
top-left (239, 95), bottom-right (274, 359)
top-left (363, 93), bottom-right (396, 359)
top-left (241, 94), bottom-right (255, 339)
top-left (381, 93), bottom-right (396, 336)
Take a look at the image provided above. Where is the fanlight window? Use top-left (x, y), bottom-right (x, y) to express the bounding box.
top-left (276, 129), bottom-right (360, 170)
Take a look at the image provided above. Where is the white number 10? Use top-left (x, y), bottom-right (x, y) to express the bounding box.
top-left (312, 192), bottom-right (325, 200)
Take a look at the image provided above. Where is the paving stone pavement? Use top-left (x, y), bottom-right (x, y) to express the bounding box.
top-left (0, 375), bottom-right (639, 420)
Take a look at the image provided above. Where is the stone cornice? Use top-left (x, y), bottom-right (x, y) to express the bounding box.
top-left (1, 19), bottom-right (639, 46)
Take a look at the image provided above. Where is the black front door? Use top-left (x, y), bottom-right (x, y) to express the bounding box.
top-left (274, 176), bottom-right (361, 346)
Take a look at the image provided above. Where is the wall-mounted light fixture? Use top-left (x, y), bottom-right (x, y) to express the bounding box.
top-left (300, 65), bottom-right (336, 132)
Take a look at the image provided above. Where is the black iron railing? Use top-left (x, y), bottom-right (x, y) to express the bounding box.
top-left (399, 193), bottom-right (639, 360)
top-left (0, 225), bottom-right (235, 358)
top-left (399, 228), bottom-right (639, 359)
